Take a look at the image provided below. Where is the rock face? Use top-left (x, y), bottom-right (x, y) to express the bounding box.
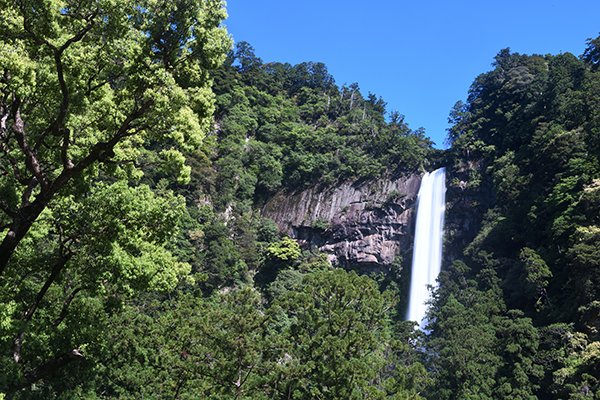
top-left (262, 174), bottom-right (422, 271)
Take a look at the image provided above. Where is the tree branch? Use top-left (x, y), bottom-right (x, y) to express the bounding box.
top-left (53, 99), bottom-right (153, 186)
top-left (24, 254), bottom-right (71, 322)
top-left (0, 101), bottom-right (10, 137)
top-left (53, 48), bottom-right (73, 169)
top-left (11, 98), bottom-right (49, 193)
top-left (173, 374), bottom-right (188, 400)
top-left (58, 10), bottom-right (99, 54)
top-left (13, 252), bottom-right (71, 363)
top-left (0, 199), bottom-right (17, 218)
top-left (53, 287), bottom-right (82, 327)
top-left (20, 177), bottom-right (38, 208)
top-left (0, 99), bottom-right (152, 274)
top-left (52, 11), bottom-right (98, 169)
top-left (0, 150), bottom-right (30, 185)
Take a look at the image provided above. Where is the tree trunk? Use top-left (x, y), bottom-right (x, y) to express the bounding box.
top-left (0, 199), bottom-right (47, 274)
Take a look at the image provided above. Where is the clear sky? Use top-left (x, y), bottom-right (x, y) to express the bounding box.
top-left (224, 1), bottom-right (600, 148)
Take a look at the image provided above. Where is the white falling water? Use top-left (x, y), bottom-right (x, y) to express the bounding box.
top-left (407, 167), bottom-right (446, 328)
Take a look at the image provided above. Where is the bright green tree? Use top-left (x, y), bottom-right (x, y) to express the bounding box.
top-left (0, 0), bottom-right (231, 270)
top-left (0, 0), bottom-right (230, 395)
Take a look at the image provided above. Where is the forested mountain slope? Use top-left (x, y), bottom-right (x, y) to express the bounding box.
top-left (0, 0), bottom-right (598, 397)
top-left (0, 3), bottom-right (430, 397)
top-left (427, 43), bottom-right (600, 399)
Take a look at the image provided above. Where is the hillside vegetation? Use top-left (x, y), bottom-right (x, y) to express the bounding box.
top-left (0, 1), bottom-right (598, 398)
top-left (429, 43), bottom-right (600, 399)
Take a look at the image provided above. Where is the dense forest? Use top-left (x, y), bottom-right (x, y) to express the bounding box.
top-left (0, 1), bottom-right (598, 398)
top-left (429, 44), bottom-right (600, 399)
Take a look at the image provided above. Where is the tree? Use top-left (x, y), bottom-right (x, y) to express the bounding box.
top-left (0, 0), bottom-right (231, 394)
top-left (0, 182), bottom-right (192, 394)
top-left (518, 247), bottom-right (552, 311)
top-left (439, 37), bottom-right (600, 399)
top-left (267, 269), bottom-right (395, 399)
top-left (583, 34), bottom-right (600, 71)
top-left (0, 0), bottom-right (231, 271)
top-left (45, 288), bottom-right (271, 398)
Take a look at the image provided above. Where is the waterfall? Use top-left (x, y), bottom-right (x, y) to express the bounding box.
top-left (407, 167), bottom-right (446, 328)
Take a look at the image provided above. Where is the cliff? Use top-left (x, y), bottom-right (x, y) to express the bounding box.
top-left (262, 174), bottom-right (422, 271)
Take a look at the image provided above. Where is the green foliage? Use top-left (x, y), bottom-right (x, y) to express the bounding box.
top-left (255, 236), bottom-right (302, 290)
top-left (265, 237), bottom-right (301, 262)
top-left (583, 35), bottom-right (600, 71)
top-left (434, 37), bottom-right (600, 399)
top-left (80, 288), bottom-right (270, 399)
top-left (11, 269), bottom-right (423, 399)
top-left (427, 265), bottom-right (544, 400)
top-left (311, 218), bottom-right (331, 231)
top-left (518, 247), bottom-right (552, 311)
top-left (0, 180), bottom-right (192, 393)
top-left (0, 19), bottom-right (436, 394)
top-left (0, 0), bottom-right (231, 395)
top-left (3, 3), bottom-right (599, 398)
top-left (207, 40), bottom-right (433, 213)
top-left (267, 269), bottom-right (401, 399)
top-left (537, 323), bottom-right (600, 398)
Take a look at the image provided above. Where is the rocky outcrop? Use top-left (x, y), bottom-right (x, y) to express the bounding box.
top-left (262, 174), bottom-right (422, 271)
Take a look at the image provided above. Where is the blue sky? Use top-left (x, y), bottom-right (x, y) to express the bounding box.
top-left (224, 1), bottom-right (600, 148)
